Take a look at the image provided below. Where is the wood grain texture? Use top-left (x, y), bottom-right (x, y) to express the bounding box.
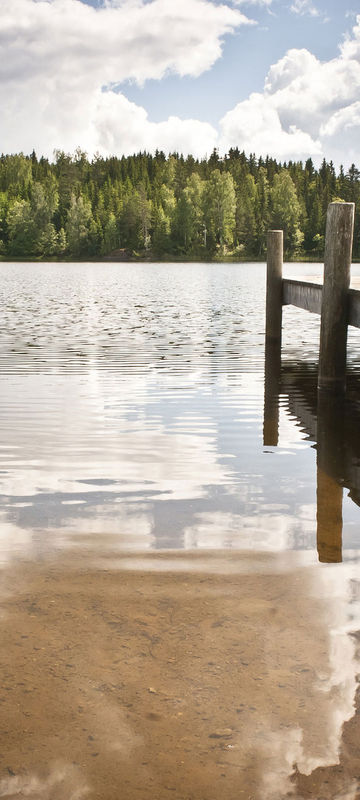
top-left (318, 203), bottom-right (355, 391)
top-left (265, 230), bottom-right (283, 340)
top-left (283, 279), bottom-right (323, 315)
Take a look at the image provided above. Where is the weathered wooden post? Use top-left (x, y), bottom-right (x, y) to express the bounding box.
top-left (266, 230), bottom-right (283, 342)
top-left (264, 231), bottom-right (283, 447)
top-left (318, 202), bottom-right (355, 392)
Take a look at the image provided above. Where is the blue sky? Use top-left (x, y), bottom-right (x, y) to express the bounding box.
top-left (121, 0), bottom-right (357, 124)
top-left (1, 0), bottom-right (360, 166)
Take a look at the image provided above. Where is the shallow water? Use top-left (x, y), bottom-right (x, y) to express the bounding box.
top-left (0, 261), bottom-right (359, 561)
top-left (0, 261), bottom-right (360, 799)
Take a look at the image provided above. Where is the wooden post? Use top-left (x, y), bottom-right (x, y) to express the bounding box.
top-left (318, 202), bottom-right (355, 392)
top-left (266, 230), bottom-right (283, 341)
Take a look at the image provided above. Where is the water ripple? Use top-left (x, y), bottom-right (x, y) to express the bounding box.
top-left (0, 261), bottom-right (359, 561)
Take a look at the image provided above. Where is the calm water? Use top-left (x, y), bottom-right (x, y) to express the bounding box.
top-left (1, 261), bottom-right (360, 800)
top-left (0, 261), bottom-right (359, 562)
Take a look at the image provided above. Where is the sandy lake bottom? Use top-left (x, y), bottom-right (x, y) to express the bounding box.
top-left (0, 550), bottom-right (359, 800)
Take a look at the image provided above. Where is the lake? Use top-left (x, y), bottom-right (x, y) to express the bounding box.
top-left (0, 261), bottom-right (359, 800)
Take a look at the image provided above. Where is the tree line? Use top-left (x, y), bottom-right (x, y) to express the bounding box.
top-left (0, 148), bottom-right (359, 260)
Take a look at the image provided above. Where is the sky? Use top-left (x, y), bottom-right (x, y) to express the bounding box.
top-left (0, 0), bottom-right (360, 167)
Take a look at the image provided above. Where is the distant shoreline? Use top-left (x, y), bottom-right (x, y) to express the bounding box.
top-left (4, 255), bottom-right (357, 264)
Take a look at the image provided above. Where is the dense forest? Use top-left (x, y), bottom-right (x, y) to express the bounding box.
top-left (0, 148), bottom-right (359, 261)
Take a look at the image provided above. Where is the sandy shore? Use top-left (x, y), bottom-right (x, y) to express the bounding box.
top-left (0, 550), bottom-right (359, 800)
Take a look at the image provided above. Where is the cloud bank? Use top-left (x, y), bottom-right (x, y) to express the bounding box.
top-left (219, 15), bottom-right (360, 164)
top-left (0, 1), bottom-right (360, 166)
top-left (0, 0), bottom-right (248, 158)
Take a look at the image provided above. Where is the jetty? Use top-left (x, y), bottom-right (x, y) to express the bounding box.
top-left (265, 202), bottom-right (359, 392)
top-left (264, 202), bottom-right (360, 563)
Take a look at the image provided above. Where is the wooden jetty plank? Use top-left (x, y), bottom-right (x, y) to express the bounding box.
top-left (283, 279), bottom-right (360, 330)
top-left (282, 279), bottom-right (322, 315)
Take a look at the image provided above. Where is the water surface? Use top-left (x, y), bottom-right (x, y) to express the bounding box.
top-left (0, 261), bottom-right (360, 800)
top-left (0, 261), bottom-right (359, 561)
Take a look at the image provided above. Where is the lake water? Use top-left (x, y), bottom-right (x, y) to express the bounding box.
top-left (0, 261), bottom-right (360, 800)
top-left (0, 261), bottom-right (359, 560)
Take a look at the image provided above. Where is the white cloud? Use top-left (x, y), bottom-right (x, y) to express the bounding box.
top-left (0, 0), bottom-right (251, 85)
top-left (0, 0), bottom-right (250, 157)
top-left (264, 48), bottom-right (318, 93)
top-left (232, 0), bottom-right (273, 5)
top-left (290, 0), bottom-right (320, 17)
top-left (0, 1), bottom-right (360, 166)
top-left (94, 91), bottom-right (218, 157)
top-left (220, 92), bottom-right (322, 161)
top-left (340, 12), bottom-right (360, 60)
top-left (264, 47), bottom-right (360, 137)
top-left (320, 101), bottom-right (360, 166)
top-left (219, 16), bottom-right (360, 165)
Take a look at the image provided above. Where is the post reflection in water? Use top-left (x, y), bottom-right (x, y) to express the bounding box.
top-left (263, 345), bottom-right (351, 563)
top-left (263, 338), bottom-right (281, 448)
top-left (317, 393), bottom-right (345, 563)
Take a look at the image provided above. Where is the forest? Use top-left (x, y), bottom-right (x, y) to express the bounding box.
top-left (0, 148), bottom-right (359, 261)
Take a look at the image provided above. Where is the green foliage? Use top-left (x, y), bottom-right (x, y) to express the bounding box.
top-left (236, 174), bottom-right (257, 253)
top-left (270, 171), bottom-right (304, 254)
top-left (173, 173), bottom-right (205, 252)
top-left (66, 194), bottom-right (95, 258)
top-left (203, 170), bottom-right (236, 251)
top-left (1, 154), bottom-right (32, 197)
top-left (0, 149), bottom-right (360, 260)
top-left (103, 212), bottom-right (119, 253)
top-left (136, 183), bottom-right (152, 250)
top-left (152, 204), bottom-right (171, 255)
top-left (8, 199), bottom-right (37, 256)
top-left (254, 167), bottom-right (270, 256)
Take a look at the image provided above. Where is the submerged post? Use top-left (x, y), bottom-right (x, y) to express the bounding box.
top-left (318, 202), bottom-right (355, 392)
top-left (266, 231), bottom-right (283, 342)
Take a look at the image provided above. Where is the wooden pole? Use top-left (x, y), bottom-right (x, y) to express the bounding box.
top-left (266, 231), bottom-right (283, 341)
top-left (318, 202), bottom-right (355, 392)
